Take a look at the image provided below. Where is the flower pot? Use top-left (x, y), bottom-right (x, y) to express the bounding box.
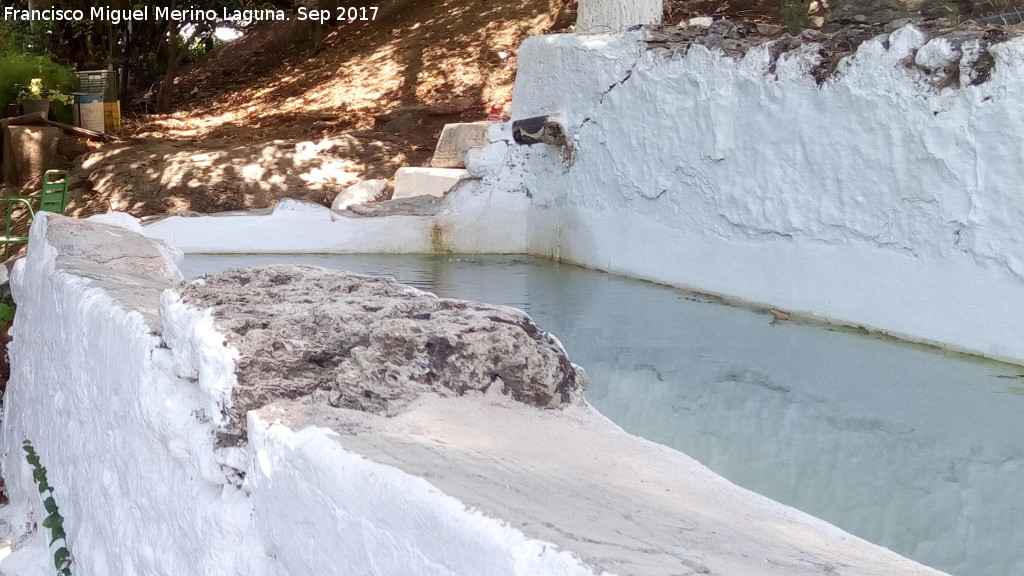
top-left (4, 104), bottom-right (22, 118)
top-left (20, 99), bottom-right (49, 118)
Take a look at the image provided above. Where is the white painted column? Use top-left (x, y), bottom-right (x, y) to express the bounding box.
top-left (575, 0), bottom-right (662, 33)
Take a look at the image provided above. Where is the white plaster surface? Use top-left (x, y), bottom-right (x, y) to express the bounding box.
top-left (393, 167), bottom-right (470, 199)
top-left (84, 211), bottom-right (144, 233)
top-left (330, 178), bottom-right (391, 210)
top-left (144, 194), bottom-right (529, 254)
top-left (250, 395), bottom-right (947, 576)
top-left (1, 215), bottom-right (949, 576)
top-left (0, 214), bottom-right (264, 576)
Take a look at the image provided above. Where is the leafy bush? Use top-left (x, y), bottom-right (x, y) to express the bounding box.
top-left (24, 440), bottom-right (73, 576)
top-left (779, 0), bottom-right (813, 35)
top-left (0, 54), bottom-right (74, 119)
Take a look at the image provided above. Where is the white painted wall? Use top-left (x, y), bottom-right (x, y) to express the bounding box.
top-left (246, 413), bottom-right (602, 576)
top-left (145, 195), bottom-right (529, 254)
top-left (0, 214), bottom-right (263, 576)
top-left (498, 27), bottom-right (1024, 366)
top-left (576, 0), bottom-right (662, 33)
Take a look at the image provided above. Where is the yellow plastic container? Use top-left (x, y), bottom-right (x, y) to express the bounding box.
top-left (103, 100), bottom-right (121, 133)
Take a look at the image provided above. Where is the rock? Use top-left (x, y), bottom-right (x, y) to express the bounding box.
top-left (685, 16), bottom-right (714, 27)
top-left (883, 17), bottom-right (918, 31)
top-left (393, 167), bottom-right (468, 199)
top-left (345, 194), bottom-right (444, 217)
top-left (826, 0), bottom-right (914, 23)
top-left (177, 266), bottom-right (589, 443)
top-left (85, 212), bottom-right (144, 234)
top-left (756, 23), bottom-right (786, 36)
top-left (914, 0), bottom-right (963, 16)
top-left (57, 136), bottom-right (90, 161)
top-left (45, 215), bottom-right (182, 284)
top-left (330, 179), bottom-right (393, 210)
top-left (708, 19), bottom-right (739, 38)
top-left (37, 215), bottom-right (183, 331)
top-left (798, 28), bottom-right (825, 40)
top-left (430, 122), bottom-right (489, 169)
top-left (382, 112), bottom-right (417, 134)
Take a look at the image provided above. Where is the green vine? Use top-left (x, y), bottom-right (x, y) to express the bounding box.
top-left (22, 441), bottom-right (72, 576)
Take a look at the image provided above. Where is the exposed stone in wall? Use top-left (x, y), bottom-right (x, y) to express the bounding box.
top-left (178, 265), bottom-right (588, 444)
top-left (647, 18), bottom-right (1017, 86)
top-left (576, 0), bottom-right (662, 33)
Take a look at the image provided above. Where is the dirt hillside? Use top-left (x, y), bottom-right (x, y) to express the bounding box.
top-left (67, 0), bottom-right (577, 217)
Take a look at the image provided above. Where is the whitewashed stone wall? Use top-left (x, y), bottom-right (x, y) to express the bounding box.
top-left (576, 0), bottom-right (662, 32)
top-left (494, 27), bottom-right (1024, 365)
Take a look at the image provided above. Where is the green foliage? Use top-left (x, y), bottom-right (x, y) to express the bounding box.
top-left (0, 17), bottom-right (47, 57)
top-left (17, 78), bottom-right (74, 106)
top-left (0, 54), bottom-right (74, 116)
top-left (23, 441), bottom-right (73, 576)
top-left (0, 280), bottom-right (15, 326)
top-left (779, 0), bottom-right (812, 35)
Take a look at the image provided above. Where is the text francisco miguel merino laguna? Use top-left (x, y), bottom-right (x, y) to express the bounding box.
top-left (2, 6), bottom-right (289, 23)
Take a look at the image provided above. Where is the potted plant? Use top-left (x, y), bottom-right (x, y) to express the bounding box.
top-left (17, 78), bottom-right (73, 118)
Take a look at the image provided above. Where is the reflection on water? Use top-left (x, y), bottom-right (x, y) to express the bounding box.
top-left (183, 253), bottom-right (1024, 576)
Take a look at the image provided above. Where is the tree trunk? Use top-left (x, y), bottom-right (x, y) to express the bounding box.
top-left (119, 27), bottom-right (132, 104)
top-left (156, 0), bottom-right (179, 113)
top-left (313, 0), bottom-right (339, 51)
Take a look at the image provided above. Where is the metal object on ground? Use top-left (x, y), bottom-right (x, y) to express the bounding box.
top-left (0, 169), bottom-right (70, 257)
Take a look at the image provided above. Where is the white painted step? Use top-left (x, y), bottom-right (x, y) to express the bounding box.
top-left (430, 122), bottom-right (489, 168)
top-left (393, 167), bottom-right (468, 200)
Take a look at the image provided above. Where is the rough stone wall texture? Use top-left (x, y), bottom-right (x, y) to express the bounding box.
top-left (178, 265), bottom-right (587, 444)
top-left (576, 0), bottom-right (662, 32)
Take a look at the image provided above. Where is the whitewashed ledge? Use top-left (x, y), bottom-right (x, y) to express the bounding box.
top-left (142, 189), bottom-right (530, 255)
top-left (249, 395), bottom-right (949, 576)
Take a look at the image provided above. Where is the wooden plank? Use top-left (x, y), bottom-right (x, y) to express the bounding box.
top-left (1, 112), bottom-right (118, 142)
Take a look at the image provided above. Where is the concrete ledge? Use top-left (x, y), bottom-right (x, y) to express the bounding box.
top-left (143, 195), bottom-right (530, 254)
top-left (250, 396), bottom-right (947, 576)
top-left (430, 122), bottom-right (489, 168)
top-left (394, 167), bottom-right (469, 199)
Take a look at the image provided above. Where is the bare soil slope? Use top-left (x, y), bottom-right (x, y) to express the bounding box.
top-left (68, 0), bottom-right (576, 217)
